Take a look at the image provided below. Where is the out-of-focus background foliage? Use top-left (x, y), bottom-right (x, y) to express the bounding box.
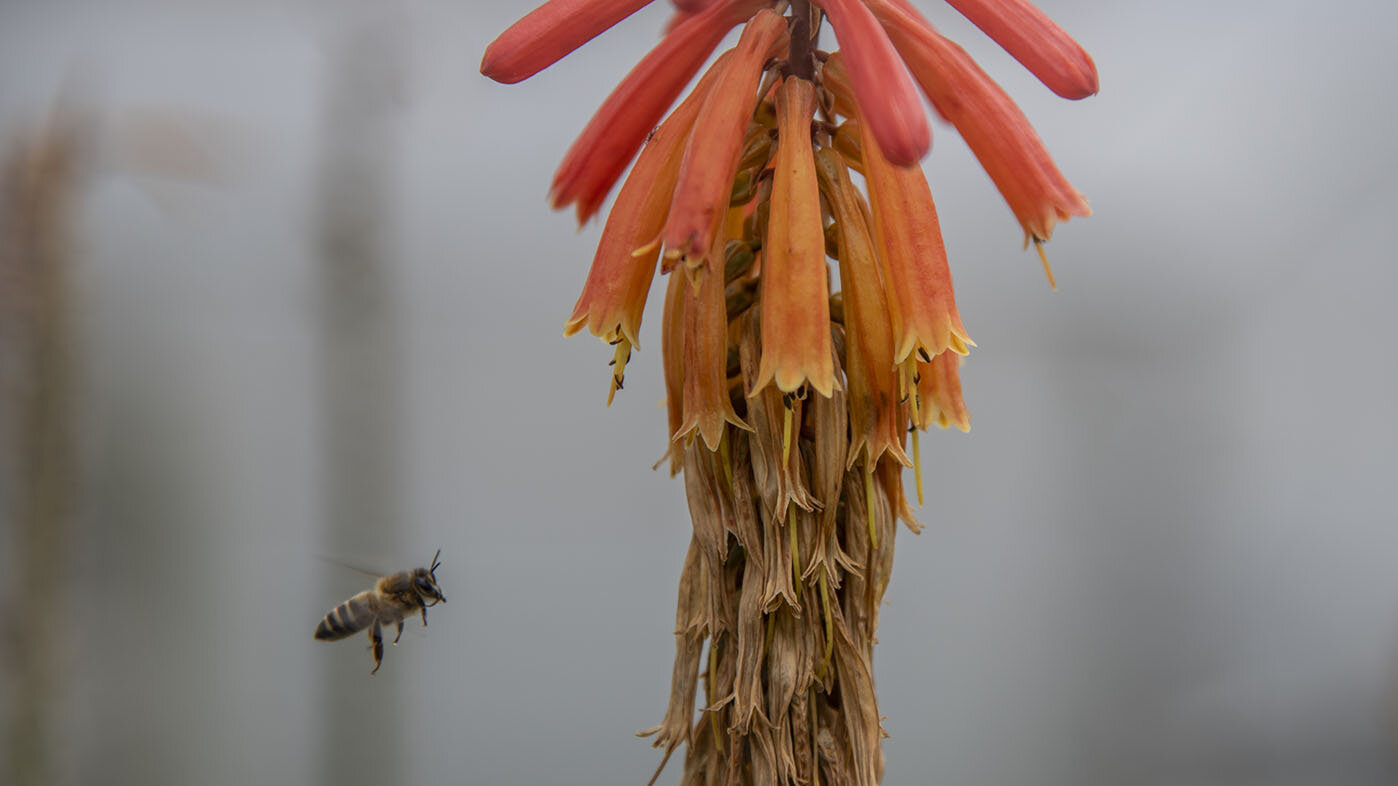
top-left (1, 1), bottom-right (1395, 784)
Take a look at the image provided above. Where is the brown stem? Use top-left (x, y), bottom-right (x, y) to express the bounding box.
top-left (788, 0), bottom-right (816, 81)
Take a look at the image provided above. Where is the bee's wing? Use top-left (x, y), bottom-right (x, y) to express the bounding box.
top-left (316, 555), bottom-right (385, 578)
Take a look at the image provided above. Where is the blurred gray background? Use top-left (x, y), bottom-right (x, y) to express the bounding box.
top-left (1, 0), bottom-right (1395, 784)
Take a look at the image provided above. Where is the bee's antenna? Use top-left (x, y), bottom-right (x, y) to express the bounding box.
top-left (430, 549), bottom-right (442, 575)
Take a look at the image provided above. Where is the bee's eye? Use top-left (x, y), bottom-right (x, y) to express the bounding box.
top-left (416, 578), bottom-right (434, 593)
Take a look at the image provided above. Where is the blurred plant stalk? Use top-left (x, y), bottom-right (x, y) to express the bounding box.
top-left (314, 14), bottom-right (408, 786)
top-left (0, 102), bottom-right (86, 786)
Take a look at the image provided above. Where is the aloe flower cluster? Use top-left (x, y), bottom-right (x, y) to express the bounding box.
top-left (483, 0), bottom-right (1095, 782)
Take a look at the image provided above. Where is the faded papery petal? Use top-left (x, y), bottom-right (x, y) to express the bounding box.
top-left (677, 265), bottom-right (751, 451)
top-left (564, 51), bottom-right (730, 348)
top-left (870, 0), bottom-right (1089, 243)
top-left (664, 9), bottom-right (787, 264)
top-left (754, 77), bottom-right (836, 397)
top-left (733, 554), bottom-right (766, 732)
top-left (660, 270), bottom-right (688, 475)
top-left (828, 600), bottom-right (880, 786)
top-left (813, 148), bottom-right (908, 469)
top-left (803, 346), bottom-right (849, 585)
top-left (916, 350), bottom-right (970, 432)
top-left (481, 0), bottom-right (657, 84)
top-left (940, 0), bottom-right (1098, 99)
top-left (813, 0), bottom-right (929, 166)
top-left (550, 0), bottom-right (773, 223)
top-left (826, 54), bottom-right (972, 363)
top-left (739, 312), bottom-right (814, 526)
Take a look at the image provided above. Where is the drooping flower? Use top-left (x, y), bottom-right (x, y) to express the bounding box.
top-left (813, 147), bottom-right (907, 469)
top-left (479, 0), bottom-right (656, 85)
top-left (942, 0), bottom-right (1098, 99)
top-left (826, 54), bottom-right (972, 365)
top-left (752, 77), bottom-right (836, 398)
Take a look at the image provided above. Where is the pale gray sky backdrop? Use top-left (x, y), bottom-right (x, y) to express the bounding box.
top-left (1, 1), bottom-right (1396, 784)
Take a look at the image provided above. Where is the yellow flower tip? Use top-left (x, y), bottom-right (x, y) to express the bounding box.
top-left (911, 426), bottom-right (924, 506)
top-left (949, 331), bottom-right (974, 355)
top-left (561, 313), bottom-right (586, 339)
top-left (632, 234), bottom-right (663, 259)
top-left (1034, 237), bottom-right (1058, 290)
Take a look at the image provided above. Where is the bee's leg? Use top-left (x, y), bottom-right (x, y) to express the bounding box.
top-left (369, 621), bottom-right (384, 675)
top-left (420, 606), bottom-right (428, 627)
top-left (393, 619), bottom-right (404, 645)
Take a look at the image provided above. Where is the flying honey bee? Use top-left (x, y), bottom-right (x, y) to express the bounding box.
top-left (314, 550), bottom-right (446, 674)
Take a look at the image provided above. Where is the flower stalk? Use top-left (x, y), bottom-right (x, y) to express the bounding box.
top-left (482, 0), bottom-right (1098, 781)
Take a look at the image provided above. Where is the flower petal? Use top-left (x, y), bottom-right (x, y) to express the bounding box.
top-left (550, 0), bottom-right (773, 223)
top-left (871, 0), bottom-right (1089, 243)
top-left (940, 0), bottom-right (1098, 99)
top-left (813, 0), bottom-right (929, 166)
top-left (753, 77), bottom-right (836, 398)
top-left (480, 0), bottom-right (657, 85)
top-left (663, 9), bottom-right (788, 264)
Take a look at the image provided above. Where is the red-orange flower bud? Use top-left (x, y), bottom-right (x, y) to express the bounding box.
top-left (941, 0), bottom-right (1098, 99)
top-left (813, 0), bottom-right (930, 166)
top-left (480, 0), bottom-right (656, 85)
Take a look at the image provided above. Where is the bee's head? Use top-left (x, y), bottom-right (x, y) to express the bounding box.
top-left (413, 549), bottom-right (446, 604)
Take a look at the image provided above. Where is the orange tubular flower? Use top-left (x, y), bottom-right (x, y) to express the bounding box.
top-left (942, 0), bottom-right (1098, 99)
top-left (753, 77), bottom-right (835, 398)
top-left (870, 0), bottom-right (1089, 245)
top-left (480, 0), bottom-right (656, 85)
top-left (813, 148), bottom-right (907, 468)
top-left (677, 253), bottom-right (751, 451)
top-left (563, 51), bottom-right (730, 363)
top-left (663, 9), bottom-right (787, 266)
top-left (813, 0), bottom-right (929, 166)
top-left (917, 350), bottom-right (970, 432)
top-left (546, 0), bottom-right (773, 223)
top-left (827, 54), bottom-right (971, 364)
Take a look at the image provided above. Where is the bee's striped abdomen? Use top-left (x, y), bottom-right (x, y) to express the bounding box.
top-left (314, 592), bottom-right (377, 641)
